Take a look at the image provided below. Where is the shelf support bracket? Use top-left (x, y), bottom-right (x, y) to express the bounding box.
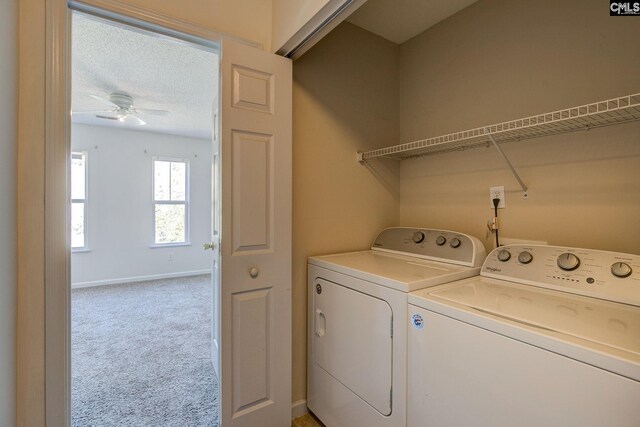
top-left (487, 133), bottom-right (528, 198)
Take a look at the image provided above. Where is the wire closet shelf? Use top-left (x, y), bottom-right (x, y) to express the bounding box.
top-left (357, 93), bottom-right (640, 162)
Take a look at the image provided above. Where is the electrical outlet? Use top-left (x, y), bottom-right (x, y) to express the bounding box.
top-left (489, 186), bottom-right (506, 208)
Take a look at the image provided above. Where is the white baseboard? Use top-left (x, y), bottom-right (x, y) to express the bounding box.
top-left (72, 269), bottom-right (212, 289)
top-left (291, 399), bottom-right (308, 419)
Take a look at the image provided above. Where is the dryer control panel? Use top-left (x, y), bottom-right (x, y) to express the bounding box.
top-left (371, 228), bottom-right (486, 268)
top-left (482, 245), bottom-right (640, 306)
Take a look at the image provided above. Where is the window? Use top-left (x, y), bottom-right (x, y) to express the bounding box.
top-left (153, 159), bottom-right (189, 245)
top-left (71, 152), bottom-right (88, 249)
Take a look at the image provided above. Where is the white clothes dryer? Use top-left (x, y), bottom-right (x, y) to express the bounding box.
top-left (408, 244), bottom-right (640, 427)
top-left (307, 227), bottom-right (486, 427)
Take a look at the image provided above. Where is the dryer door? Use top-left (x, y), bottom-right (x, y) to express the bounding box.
top-left (312, 278), bottom-right (393, 415)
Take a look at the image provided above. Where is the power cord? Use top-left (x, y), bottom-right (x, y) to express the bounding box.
top-left (492, 197), bottom-right (500, 248)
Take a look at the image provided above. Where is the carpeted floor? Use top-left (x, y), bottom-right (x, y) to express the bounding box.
top-left (72, 275), bottom-right (218, 427)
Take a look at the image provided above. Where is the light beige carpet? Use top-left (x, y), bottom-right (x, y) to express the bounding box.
top-left (72, 275), bottom-right (217, 426)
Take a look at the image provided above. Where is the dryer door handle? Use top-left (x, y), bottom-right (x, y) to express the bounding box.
top-left (315, 309), bottom-right (326, 337)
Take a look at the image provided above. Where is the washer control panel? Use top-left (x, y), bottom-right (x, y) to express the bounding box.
top-left (371, 227), bottom-right (486, 268)
top-left (482, 245), bottom-right (640, 306)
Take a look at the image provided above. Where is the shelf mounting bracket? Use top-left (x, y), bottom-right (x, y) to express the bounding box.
top-left (487, 133), bottom-right (528, 198)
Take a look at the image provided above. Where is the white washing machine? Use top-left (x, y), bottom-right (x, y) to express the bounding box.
top-left (307, 227), bottom-right (486, 427)
top-left (408, 244), bottom-right (640, 427)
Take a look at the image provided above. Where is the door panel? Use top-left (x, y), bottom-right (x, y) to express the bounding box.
top-left (232, 65), bottom-right (274, 113)
top-left (231, 288), bottom-right (271, 413)
top-left (231, 131), bottom-right (272, 253)
top-left (220, 39), bottom-right (292, 427)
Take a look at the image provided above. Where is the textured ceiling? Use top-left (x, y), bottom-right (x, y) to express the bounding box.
top-left (347, 0), bottom-right (479, 44)
top-left (72, 13), bottom-right (218, 139)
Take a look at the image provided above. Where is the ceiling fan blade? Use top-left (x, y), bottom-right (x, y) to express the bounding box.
top-left (135, 108), bottom-right (170, 116)
top-left (127, 114), bottom-right (146, 126)
top-left (72, 110), bottom-right (113, 115)
top-left (89, 94), bottom-right (118, 108)
top-left (95, 115), bottom-right (119, 122)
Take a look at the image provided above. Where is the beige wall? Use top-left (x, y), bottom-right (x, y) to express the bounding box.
top-left (0, 0), bottom-right (17, 425)
top-left (120, 0), bottom-right (273, 49)
top-left (291, 22), bottom-right (400, 402)
top-left (398, 0), bottom-right (640, 254)
top-left (272, 0), bottom-right (328, 52)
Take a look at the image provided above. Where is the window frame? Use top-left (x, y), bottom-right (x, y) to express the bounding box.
top-left (71, 151), bottom-right (89, 252)
top-left (151, 156), bottom-right (191, 247)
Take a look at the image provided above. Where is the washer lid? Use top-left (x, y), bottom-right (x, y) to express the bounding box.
top-left (309, 250), bottom-right (480, 292)
top-left (419, 278), bottom-right (640, 356)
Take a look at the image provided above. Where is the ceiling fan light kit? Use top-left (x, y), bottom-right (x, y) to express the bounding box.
top-left (73, 91), bottom-right (170, 126)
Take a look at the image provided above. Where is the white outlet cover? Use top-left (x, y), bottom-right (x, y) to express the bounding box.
top-left (489, 186), bottom-right (506, 208)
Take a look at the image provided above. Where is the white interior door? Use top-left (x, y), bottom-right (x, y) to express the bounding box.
top-left (219, 39), bottom-right (292, 427)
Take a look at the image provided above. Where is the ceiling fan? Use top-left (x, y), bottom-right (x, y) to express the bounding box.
top-left (73, 92), bottom-right (170, 125)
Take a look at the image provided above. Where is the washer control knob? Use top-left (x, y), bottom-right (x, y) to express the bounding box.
top-left (497, 249), bottom-right (511, 262)
top-left (450, 237), bottom-right (461, 248)
top-left (412, 231), bottom-right (426, 244)
top-left (436, 236), bottom-right (446, 246)
top-left (611, 262), bottom-right (632, 278)
top-left (518, 251), bottom-right (533, 264)
top-left (557, 253), bottom-right (580, 271)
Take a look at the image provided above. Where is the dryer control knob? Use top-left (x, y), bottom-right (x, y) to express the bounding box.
top-left (518, 251), bottom-right (533, 264)
top-left (436, 236), bottom-right (446, 246)
top-left (557, 253), bottom-right (580, 271)
top-left (450, 237), bottom-right (461, 248)
top-left (497, 249), bottom-right (511, 262)
top-left (611, 262), bottom-right (632, 278)
top-left (412, 231), bottom-right (425, 244)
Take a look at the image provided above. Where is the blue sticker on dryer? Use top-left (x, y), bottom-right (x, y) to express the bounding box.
top-left (411, 313), bottom-right (424, 329)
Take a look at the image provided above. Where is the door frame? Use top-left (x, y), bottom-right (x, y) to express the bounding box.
top-left (21, 0), bottom-right (258, 425)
